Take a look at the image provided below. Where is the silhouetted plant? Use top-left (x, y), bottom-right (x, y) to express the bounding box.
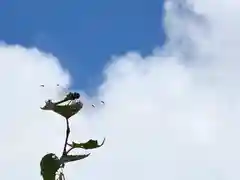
top-left (40, 91), bottom-right (105, 180)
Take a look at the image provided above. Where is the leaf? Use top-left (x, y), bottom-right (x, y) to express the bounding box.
top-left (60, 153), bottom-right (90, 164)
top-left (40, 153), bottom-right (61, 180)
top-left (71, 138), bottom-right (105, 150)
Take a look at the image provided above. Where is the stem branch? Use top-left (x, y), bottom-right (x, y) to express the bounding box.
top-left (62, 118), bottom-right (70, 156)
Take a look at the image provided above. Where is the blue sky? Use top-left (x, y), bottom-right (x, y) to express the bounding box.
top-left (0, 0), bottom-right (165, 93)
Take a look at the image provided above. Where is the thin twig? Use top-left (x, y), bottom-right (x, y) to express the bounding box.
top-left (62, 118), bottom-right (70, 156)
top-left (66, 146), bottom-right (74, 154)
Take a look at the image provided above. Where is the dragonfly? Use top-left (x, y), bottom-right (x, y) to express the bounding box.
top-left (40, 84), bottom-right (105, 119)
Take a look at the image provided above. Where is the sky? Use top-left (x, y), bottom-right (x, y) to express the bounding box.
top-left (2, 0), bottom-right (240, 180)
top-left (0, 0), bottom-right (164, 92)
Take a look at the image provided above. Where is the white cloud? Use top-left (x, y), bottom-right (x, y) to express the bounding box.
top-left (1, 0), bottom-right (240, 180)
top-left (0, 45), bottom-right (72, 179)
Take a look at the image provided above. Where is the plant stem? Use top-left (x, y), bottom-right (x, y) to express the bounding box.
top-left (62, 118), bottom-right (70, 156)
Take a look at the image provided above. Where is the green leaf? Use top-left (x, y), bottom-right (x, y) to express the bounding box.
top-left (71, 138), bottom-right (105, 150)
top-left (60, 153), bottom-right (90, 164)
top-left (40, 153), bottom-right (61, 180)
